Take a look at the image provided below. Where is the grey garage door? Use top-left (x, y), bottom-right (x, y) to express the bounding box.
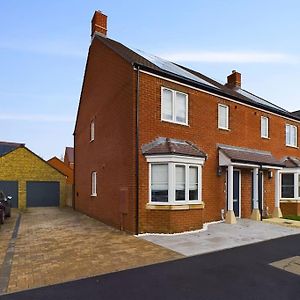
top-left (0, 181), bottom-right (18, 207)
top-left (26, 181), bottom-right (60, 207)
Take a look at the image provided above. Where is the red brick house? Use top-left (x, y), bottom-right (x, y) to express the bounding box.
top-left (74, 11), bottom-right (300, 233)
top-left (64, 147), bottom-right (74, 169)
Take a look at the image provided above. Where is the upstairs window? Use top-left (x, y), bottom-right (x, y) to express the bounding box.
top-left (161, 88), bottom-right (188, 125)
top-left (286, 124), bottom-right (297, 147)
top-left (90, 120), bottom-right (95, 142)
top-left (218, 104), bottom-right (229, 130)
top-left (91, 171), bottom-right (97, 196)
top-left (261, 116), bottom-right (269, 138)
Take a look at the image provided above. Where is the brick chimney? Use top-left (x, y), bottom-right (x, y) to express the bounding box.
top-left (226, 70), bottom-right (241, 89)
top-left (91, 11), bottom-right (107, 37)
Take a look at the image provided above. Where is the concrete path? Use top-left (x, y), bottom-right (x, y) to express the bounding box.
top-left (140, 219), bottom-right (300, 256)
top-left (0, 208), bottom-right (182, 294)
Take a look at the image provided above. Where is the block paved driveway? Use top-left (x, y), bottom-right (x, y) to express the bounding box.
top-left (0, 208), bottom-right (182, 294)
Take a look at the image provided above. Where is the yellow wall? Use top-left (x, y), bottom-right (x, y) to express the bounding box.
top-left (0, 147), bottom-right (66, 209)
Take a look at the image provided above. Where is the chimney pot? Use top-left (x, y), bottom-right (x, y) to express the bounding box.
top-left (91, 10), bottom-right (107, 37)
top-left (226, 70), bottom-right (241, 89)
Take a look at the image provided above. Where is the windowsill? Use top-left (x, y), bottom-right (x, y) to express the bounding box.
top-left (218, 127), bottom-right (230, 131)
top-left (261, 136), bottom-right (270, 140)
top-left (91, 194), bottom-right (97, 197)
top-left (146, 202), bottom-right (205, 210)
top-left (161, 119), bottom-right (189, 127)
top-left (285, 144), bottom-right (299, 149)
top-left (280, 199), bottom-right (300, 203)
top-left (90, 139), bottom-right (95, 143)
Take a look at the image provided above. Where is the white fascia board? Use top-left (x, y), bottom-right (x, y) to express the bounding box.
top-left (145, 155), bottom-right (205, 165)
top-left (280, 168), bottom-right (300, 173)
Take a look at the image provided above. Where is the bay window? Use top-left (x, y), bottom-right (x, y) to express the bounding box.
top-left (147, 156), bottom-right (204, 205)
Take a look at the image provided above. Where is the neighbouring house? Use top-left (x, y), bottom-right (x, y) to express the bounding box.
top-left (48, 156), bottom-right (74, 207)
top-left (74, 11), bottom-right (300, 233)
top-left (0, 141), bottom-right (66, 209)
top-left (64, 147), bottom-right (74, 169)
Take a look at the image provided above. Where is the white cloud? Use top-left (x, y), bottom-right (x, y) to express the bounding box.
top-left (0, 113), bottom-right (74, 122)
top-left (159, 51), bottom-right (298, 64)
top-left (0, 39), bottom-right (86, 58)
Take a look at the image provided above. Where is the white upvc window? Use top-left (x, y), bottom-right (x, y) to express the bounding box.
top-left (161, 87), bottom-right (188, 125)
top-left (261, 116), bottom-right (269, 138)
top-left (218, 104), bottom-right (229, 130)
top-left (147, 155), bottom-right (205, 205)
top-left (286, 124), bottom-right (297, 147)
top-left (91, 171), bottom-right (97, 196)
top-left (90, 120), bottom-right (95, 142)
top-left (280, 170), bottom-right (300, 199)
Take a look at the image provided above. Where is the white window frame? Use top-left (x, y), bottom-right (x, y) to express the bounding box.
top-left (90, 120), bottom-right (95, 142)
top-left (280, 169), bottom-right (300, 200)
top-left (285, 124), bottom-right (297, 147)
top-left (91, 171), bottom-right (97, 196)
top-left (161, 87), bottom-right (188, 126)
top-left (261, 116), bottom-right (269, 139)
top-left (146, 155), bottom-right (205, 205)
top-left (218, 104), bottom-right (229, 130)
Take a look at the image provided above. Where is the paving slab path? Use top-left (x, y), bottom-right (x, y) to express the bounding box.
top-left (140, 219), bottom-right (300, 256)
top-left (0, 208), bottom-right (182, 294)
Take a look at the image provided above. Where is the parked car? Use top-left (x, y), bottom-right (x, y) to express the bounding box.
top-left (0, 191), bottom-right (11, 224)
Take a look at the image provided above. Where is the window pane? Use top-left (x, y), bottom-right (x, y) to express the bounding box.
top-left (281, 173), bottom-right (294, 198)
top-left (298, 174), bottom-right (300, 198)
top-left (218, 105), bottom-right (228, 129)
top-left (151, 164), bottom-right (168, 202)
top-left (189, 166), bottom-right (198, 201)
top-left (91, 172), bottom-right (97, 195)
top-left (176, 165), bottom-right (186, 201)
top-left (175, 92), bottom-right (187, 123)
top-left (90, 121), bottom-right (95, 141)
top-left (292, 126), bottom-right (297, 146)
top-left (162, 89), bottom-right (173, 121)
top-left (261, 117), bottom-right (268, 138)
top-left (286, 125), bottom-right (291, 145)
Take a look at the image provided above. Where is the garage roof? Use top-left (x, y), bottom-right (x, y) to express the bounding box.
top-left (0, 141), bottom-right (25, 157)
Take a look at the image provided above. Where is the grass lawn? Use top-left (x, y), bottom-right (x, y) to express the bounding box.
top-left (283, 215), bottom-right (300, 221)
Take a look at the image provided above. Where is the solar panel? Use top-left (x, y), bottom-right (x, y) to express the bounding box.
top-left (236, 88), bottom-right (287, 112)
top-left (134, 49), bottom-right (219, 88)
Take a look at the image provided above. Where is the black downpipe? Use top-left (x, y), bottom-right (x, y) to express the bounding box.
top-left (135, 66), bottom-right (140, 235)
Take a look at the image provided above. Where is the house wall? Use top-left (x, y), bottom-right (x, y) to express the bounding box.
top-left (74, 38), bottom-right (137, 232)
top-left (137, 72), bottom-right (300, 232)
top-left (0, 147), bottom-right (66, 209)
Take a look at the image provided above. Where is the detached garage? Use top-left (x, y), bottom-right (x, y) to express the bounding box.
top-left (0, 141), bottom-right (66, 208)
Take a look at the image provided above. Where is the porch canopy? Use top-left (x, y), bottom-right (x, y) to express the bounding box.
top-left (218, 145), bottom-right (285, 224)
top-left (218, 144), bottom-right (285, 169)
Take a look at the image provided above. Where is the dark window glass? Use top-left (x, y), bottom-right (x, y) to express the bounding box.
top-left (281, 173), bottom-right (295, 198)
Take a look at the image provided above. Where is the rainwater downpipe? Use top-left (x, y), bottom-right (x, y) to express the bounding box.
top-left (135, 65), bottom-right (140, 235)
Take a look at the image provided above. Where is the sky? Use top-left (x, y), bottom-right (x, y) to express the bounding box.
top-left (1, 0), bottom-right (300, 159)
